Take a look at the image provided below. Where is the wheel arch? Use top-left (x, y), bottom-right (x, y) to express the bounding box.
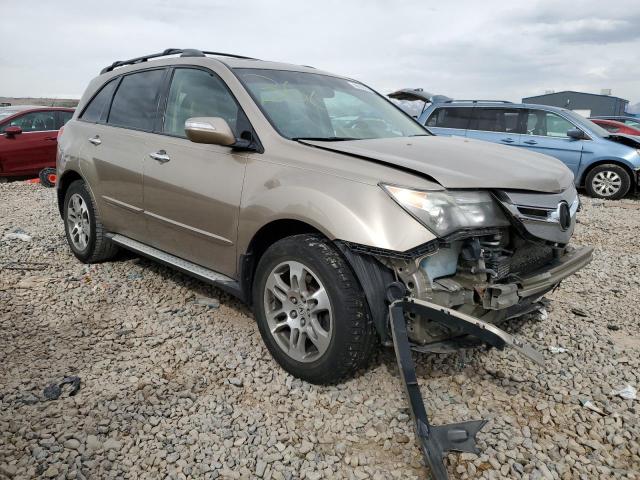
top-left (239, 219), bottom-right (324, 306)
top-left (579, 159), bottom-right (635, 188)
top-left (56, 169), bottom-right (84, 217)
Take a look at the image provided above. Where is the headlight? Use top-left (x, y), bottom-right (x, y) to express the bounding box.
top-left (381, 184), bottom-right (509, 237)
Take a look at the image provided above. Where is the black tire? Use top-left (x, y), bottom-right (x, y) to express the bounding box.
top-left (253, 234), bottom-right (377, 384)
top-left (584, 163), bottom-right (631, 200)
top-left (63, 180), bottom-right (118, 263)
top-left (39, 168), bottom-right (57, 188)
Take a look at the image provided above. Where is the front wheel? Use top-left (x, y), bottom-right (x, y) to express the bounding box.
top-left (585, 164), bottom-right (631, 200)
top-left (253, 234), bottom-right (377, 384)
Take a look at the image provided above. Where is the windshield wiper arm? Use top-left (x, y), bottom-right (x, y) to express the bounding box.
top-left (292, 136), bottom-right (356, 142)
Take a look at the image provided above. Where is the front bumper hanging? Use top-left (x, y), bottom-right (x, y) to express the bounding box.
top-left (388, 298), bottom-right (544, 479)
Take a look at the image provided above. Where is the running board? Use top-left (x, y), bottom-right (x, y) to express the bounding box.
top-left (107, 233), bottom-right (241, 294)
top-left (388, 298), bottom-right (545, 479)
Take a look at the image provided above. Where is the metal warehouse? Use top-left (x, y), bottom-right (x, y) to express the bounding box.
top-left (522, 90), bottom-right (629, 117)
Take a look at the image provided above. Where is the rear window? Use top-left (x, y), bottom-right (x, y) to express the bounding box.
top-left (470, 108), bottom-right (522, 133)
top-left (426, 107), bottom-right (473, 129)
top-left (80, 79), bottom-right (118, 123)
top-left (108, 69), bottom-right (165, 131)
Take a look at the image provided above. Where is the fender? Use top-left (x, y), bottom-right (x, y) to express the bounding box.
top-left (236, 161), bottom-right (435, 256)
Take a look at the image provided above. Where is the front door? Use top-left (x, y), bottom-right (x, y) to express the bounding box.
top-left (0, 110), bottom-right (58, 176)
top-left (520, 109), bottom-right (583, 175)
top-left (143, 67), bottom-right (249, 276)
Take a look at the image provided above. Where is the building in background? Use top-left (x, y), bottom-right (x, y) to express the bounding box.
top-left (522, 90), bottom-right (629, 117)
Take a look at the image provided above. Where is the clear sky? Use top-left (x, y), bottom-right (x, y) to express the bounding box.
top-left (1, 0), bottom-right (639, 108)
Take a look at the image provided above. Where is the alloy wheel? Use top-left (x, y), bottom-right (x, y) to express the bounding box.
top-left (67, 193), bottom-right (90, 250)
top-left (263, 261), bottom-right (333, 363)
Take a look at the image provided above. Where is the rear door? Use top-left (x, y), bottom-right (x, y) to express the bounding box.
top-left (75, 69), bottom-right (166, 240)
top-left (0, 110), bottom-right (58, 175)
top-left (466, 107), bottom-right (524, 146)
top-left (142, 66), bottom-right (250, 276)
top-left (520, 109), bottom-right (583, 175)
top-left (424, 106), bottom-right (474, 137)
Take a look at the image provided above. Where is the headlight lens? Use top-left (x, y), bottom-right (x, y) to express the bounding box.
top-left (381, 184), bottom-right (509, 237)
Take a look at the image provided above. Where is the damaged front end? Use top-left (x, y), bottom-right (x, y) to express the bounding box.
top-left (339, 184), bottom-right (593, 479)
top-left (376, 184), bottom-right (592, 349)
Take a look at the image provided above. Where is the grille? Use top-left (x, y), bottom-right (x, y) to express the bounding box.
top-left (509, 243), bottom-right (555, 275)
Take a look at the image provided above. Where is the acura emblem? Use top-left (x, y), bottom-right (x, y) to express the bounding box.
top-left (558, 202), bottom-right (571, 231)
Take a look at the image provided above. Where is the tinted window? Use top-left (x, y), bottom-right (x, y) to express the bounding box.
top-left (426, 107), bottom-right (473, 129)
top-left (599, 123), bottom-right (619, 133)
top-left (163, 68), bottom-right (239, 137)
top-left (108, 70), bottom-right (165, 131)
top-left (57, 111), bottom-right (73, 128)
top-left (7, 111), bottom-right (57, 132)
top-left (80, 79), bottom-right (118, 123)
top-left (526, 111), bottom-right (574, 137)
top-left (622, 119), bottom-right (640, 128)
top-left (471, 108), bottom-right (522, 133)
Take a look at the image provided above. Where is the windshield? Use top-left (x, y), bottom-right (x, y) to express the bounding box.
top-left (0, 109), bottom-right (20, 121)
top-left (560, 109), bottom-right (611, 137)
top-left (235, 68), bottom-right (428, 140)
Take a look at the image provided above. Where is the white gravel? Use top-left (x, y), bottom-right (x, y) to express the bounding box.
top-left (0, 182), bottom-right (639, 479)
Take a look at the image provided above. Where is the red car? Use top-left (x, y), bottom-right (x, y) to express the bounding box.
top-left (589, 118), bottom-right (640, 137)
top-left (0, 105), bottom-right (74, 183)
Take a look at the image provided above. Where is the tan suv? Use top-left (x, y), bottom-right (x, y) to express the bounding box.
top-left (57, 48), bottom-right (593, 386)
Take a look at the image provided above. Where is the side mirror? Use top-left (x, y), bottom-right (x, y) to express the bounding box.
top-left (4, 126), bottom-right (22, 137)
top-left (567, 128), bottom-right (587, 140)
top-left (185, 117), bottom-right (236, 146)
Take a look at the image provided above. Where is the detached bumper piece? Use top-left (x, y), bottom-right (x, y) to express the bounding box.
top-left (388, 298), bottom-right (544, 479)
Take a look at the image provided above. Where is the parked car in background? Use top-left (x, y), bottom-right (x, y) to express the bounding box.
top-left (0, 105), bottom-right (74, 183)
top-left (391, 93), bottom-right (640, 200)
top-left (590, 116), bottom-right (640, 129)
top-left (590, 118), bottom-right (640, 137)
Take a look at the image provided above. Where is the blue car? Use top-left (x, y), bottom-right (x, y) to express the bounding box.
top-left (389, 90), bottom-right (640, 199)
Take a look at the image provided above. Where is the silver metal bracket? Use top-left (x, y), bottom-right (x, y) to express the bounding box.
top-left (388, 298), bottom-right (544, 479)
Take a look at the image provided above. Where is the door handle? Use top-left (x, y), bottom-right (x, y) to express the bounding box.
top-left (44, 136), bottom-right (57, 141)
top-left (88, 135), bottom-right (101, 146)
top-left (523, 140), bottom-right (538, 145)
top-left (149, 150), bottom-right (170, 164)
top-left (500, 138), bottom-right (515, 143)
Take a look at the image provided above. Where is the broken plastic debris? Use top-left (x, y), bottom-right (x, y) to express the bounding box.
top-left (3, 232), bottom-right (32, 242)
top-left (611, 385), bottom-right (637, 401)
top-left (193, 296), bottom-right (220, 309)
top-left (43, 376), bottom-right (81, 400)
top-left (548, 346), bottom-right (568, 354)
top-left (580, 398), bottom-right (606, 415)
top-left (537, 308), bottom-right (548, 321)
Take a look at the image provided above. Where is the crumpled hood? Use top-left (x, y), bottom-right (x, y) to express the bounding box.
top-left (301, 136), bottom-right (574, 193)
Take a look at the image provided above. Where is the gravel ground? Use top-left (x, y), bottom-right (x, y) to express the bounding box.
top-left (0, 182), bottom-right (638, 480)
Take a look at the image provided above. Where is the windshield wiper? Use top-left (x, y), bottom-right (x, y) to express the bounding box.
top-left (292, 136), bottom-right (357, 142)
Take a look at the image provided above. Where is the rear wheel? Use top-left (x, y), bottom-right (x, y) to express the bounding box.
top-left (63, 180), bottom-right (118, 263)
top-left (39, 168), bottom-right (57, 188)
top-left (585, 164), bottom-right (631, 200)
top-left (253, 234), bottom-right (377, 384)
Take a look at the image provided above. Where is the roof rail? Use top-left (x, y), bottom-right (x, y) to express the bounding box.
top-left (447, 99), bottom-right (513, 104)
top-left (100, 48), bottom-right (258, 74)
